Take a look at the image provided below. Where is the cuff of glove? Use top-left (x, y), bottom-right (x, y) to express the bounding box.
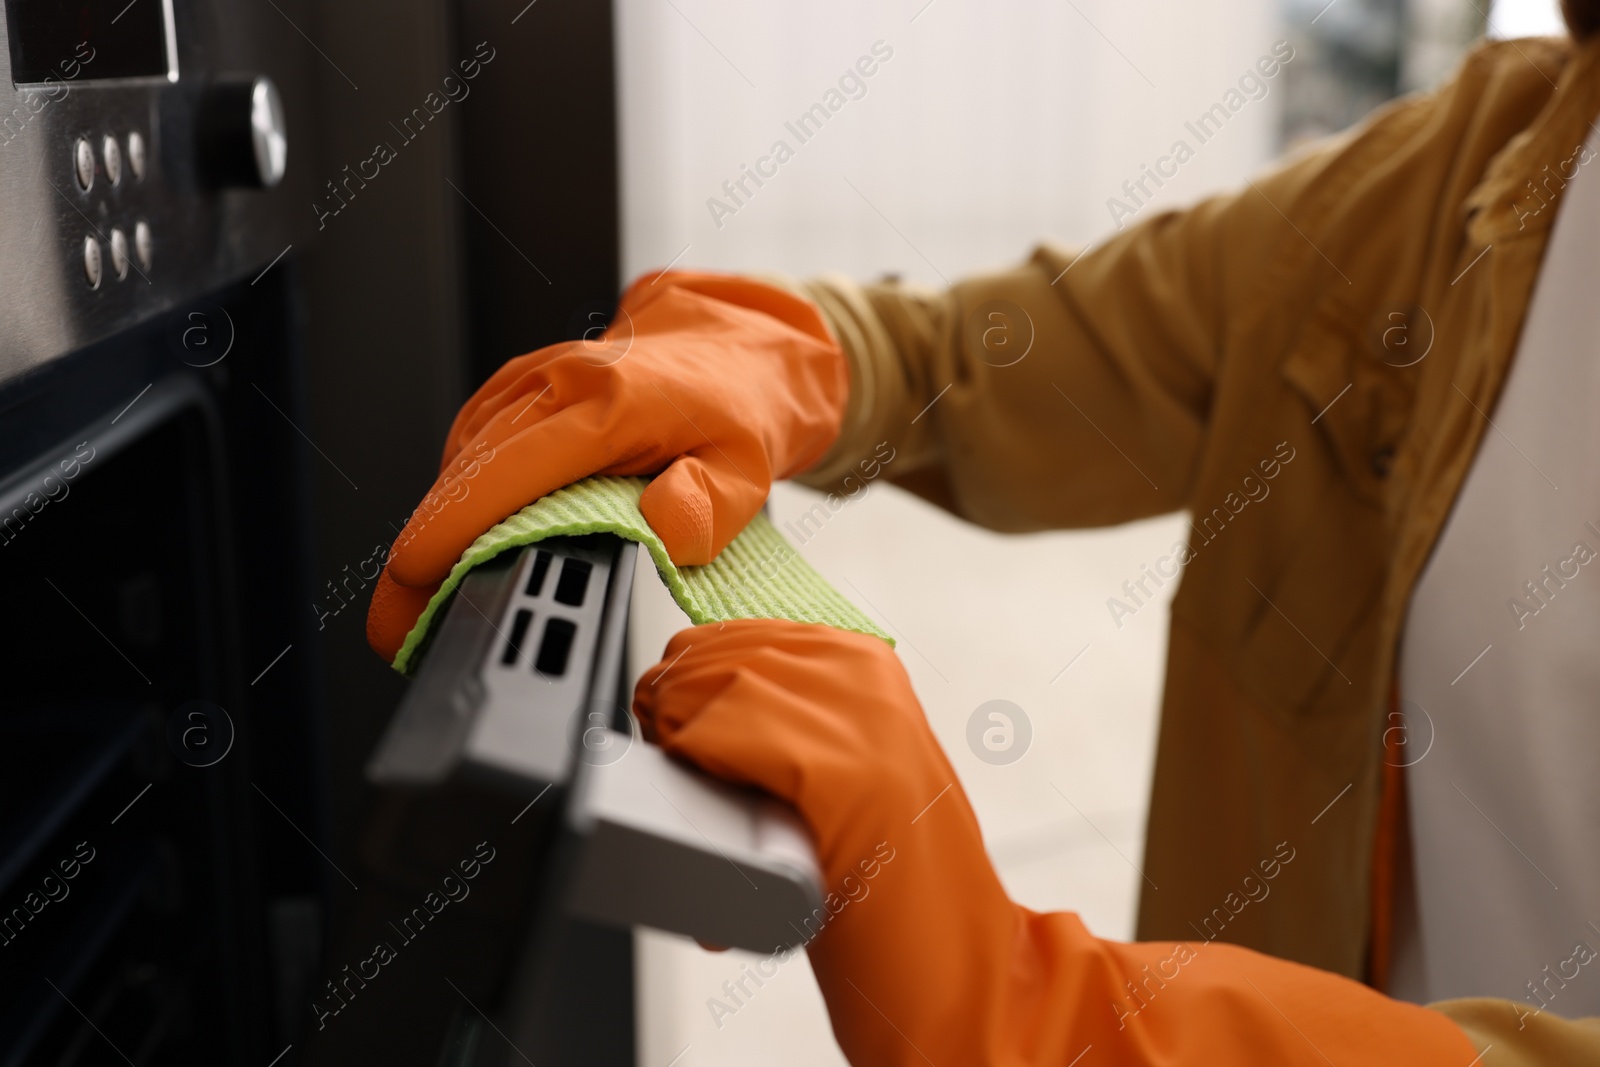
top-left (755, 272), bottom-right (882, 490)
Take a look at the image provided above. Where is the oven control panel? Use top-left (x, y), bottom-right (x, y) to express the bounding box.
top-left (0, 0), bottom-right (317, 382)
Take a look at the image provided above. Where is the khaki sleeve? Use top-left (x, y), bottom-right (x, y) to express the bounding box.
top-left (1432, 998), bottom-right (1600, 1065)
top-left (779, 47), bottom-right (1466, 532)
top-left (784, 201), bottom-right (1229, 531)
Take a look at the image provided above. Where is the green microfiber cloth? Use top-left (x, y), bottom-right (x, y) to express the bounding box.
top-left (392, 475), bottom-right (892, 674)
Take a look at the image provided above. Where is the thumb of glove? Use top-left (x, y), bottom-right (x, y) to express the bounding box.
top-left (366, 568), bottom-right (443, 663)
top-left (638, 450), bottom-right (769, 566)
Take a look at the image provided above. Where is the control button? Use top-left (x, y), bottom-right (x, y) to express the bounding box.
top-left (83, 236), bottom-right (102, 288)
top-left (134, 221), bottom-right (152, 270)
top-left (109, 228), bottom-right (129, 280)
top-left (74, 138), bottom-right (94, 191)
top-left (127, 131), bottom-right (147, 181)
top-left (102, 135), bottom-right (122, 186)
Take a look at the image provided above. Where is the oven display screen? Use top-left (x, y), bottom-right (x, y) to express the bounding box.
top-left (5, 0), bottom-right (174, 84)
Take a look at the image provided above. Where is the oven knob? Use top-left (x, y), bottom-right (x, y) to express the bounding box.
top-left (195, 75), bottom-right (287, 189)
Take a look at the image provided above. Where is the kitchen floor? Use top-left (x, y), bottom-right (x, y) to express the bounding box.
top-left (627, 478), bottom-right (1185, 1066)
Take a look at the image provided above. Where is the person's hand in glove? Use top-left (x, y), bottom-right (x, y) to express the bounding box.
top-left (366, 272), bottom-right (848, 662)
top-left (633, 619), bottom-right (1482, 1066)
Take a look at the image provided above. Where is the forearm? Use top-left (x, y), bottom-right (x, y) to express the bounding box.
top-left (805, 805), bottom-right (1480, 1067)
top-left (788, 272), bottom-right (946, 489)
top-left (782, 225), bottom-right (1223, 532)
top-left (813, 906), bottom-right (1483, 1065)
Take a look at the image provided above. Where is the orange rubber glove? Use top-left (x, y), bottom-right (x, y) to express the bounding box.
top-left (367, 272), bottom-right (848, 662)
top-left (633, 620), bottom-right (1482, 1067)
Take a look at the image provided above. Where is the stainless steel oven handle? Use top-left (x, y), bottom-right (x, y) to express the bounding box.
top-left (564, 731), bottom-right (824, 954)
top-left (365, 533), bottom-right (826, 954)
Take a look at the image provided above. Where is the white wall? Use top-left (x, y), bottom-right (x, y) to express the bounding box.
top-left (618, 0), bottom-right (1286, 282)
top-left (616, 3), bottom-right (1284, 1064)
top-left (1488, 0), bottom-right (1566, 37)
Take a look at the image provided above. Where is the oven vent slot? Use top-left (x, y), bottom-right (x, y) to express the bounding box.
top-left (553, 558), bottom-right (592, 606)
top-left (524, 549), bottom-right (553, 598)
top-left (500, 608), bottom-right (535, 667)
top-left (536, 618), bottom-right (577, 676)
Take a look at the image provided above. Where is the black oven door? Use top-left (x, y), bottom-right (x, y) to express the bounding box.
top-left (0, 269), bottom-right (329, 1066)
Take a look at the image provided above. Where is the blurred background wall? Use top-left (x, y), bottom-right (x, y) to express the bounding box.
top-left (612, 1), bottom-right (1536, 1063)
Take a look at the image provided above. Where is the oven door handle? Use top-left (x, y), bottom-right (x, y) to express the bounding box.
top-left (563, 730), bottom-right (824, 954)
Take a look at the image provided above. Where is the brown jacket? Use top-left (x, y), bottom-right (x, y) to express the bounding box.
top-left (796, 34), bottom-right (1600, 1059)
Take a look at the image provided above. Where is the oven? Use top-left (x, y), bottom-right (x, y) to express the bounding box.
top-left (1, 2), bottom-right (783, 1063)
top-left (0, 1), bottom-right (323, 1064)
